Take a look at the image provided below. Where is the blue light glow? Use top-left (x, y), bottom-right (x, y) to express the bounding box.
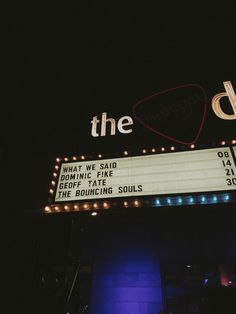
top-left (212, 195), bottom-right (217, 202)
top-left (204, 278), bottom-right (209, 285)
top-left (151, 193), bottom-right (232, 208)
top-left (167, 198), bottom-right (171, 204)
top-left (224, 194), bottom-right (230, 201)
top-left (201, 196), bottom-right (206, 203)
top-left (90, 245), bottom-right (164, 314)
top-left (177, 197), bottom-right (182, 204)
top-left (189, 197), bottom-right (194, 204)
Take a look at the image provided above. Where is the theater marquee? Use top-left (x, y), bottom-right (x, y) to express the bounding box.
top-left (53, 145), bottom-right (236, 203)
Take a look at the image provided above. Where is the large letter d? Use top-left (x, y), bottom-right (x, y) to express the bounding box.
top-left (212, 81), bottom-right (236, 120)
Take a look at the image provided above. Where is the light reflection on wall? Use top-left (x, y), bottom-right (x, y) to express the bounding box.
top-left (90, 230), bottom-right (164, 314)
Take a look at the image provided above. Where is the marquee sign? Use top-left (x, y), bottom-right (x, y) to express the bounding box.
top-left (44, 80), bottom-right (236, 214)
top-left (49, 145), bottom-right (236, 207)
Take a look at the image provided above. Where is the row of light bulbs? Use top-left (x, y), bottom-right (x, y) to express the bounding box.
top-left (44, 199), bottom-right (143, 214)
top-left (53, 139), bottom-right (236, 163)
top-left (44, 192), bottom-right (232, 214)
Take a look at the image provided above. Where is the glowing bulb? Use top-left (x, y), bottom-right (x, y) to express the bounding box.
top-left (64, 157), bottom-right (69, 161)
top-left (83, 203), bottom-right (88, 209)
top-left (51, 181), bottom-right (56, 186)
top-left (55, 206), bottom-right (59, 211)
top-left (64, 205), bottom-right (69, 210)
top-left (103, 202), bottom-right (108, 208)
top-left (91, 212), bottom-right (98, 216)
top-left (178, 197), bottom-right (182, 204)
top-left (55, 165), bottom-right (59, 170)
top-left (74, 205), bottom-right (79, 210)
top-left (142, 149), bottom-right (146, 154)
top-left (161, 147), bottom-right (165, 152)
top-left (171, 146), bottom-right (175, 151)
top-left (53, 172), bottom-right (57, 177)
top-left (72, 156), bottom-right (77, 161)
top-left (134, 200), bottom-right (139, 206)
top-left (44, 206), bottom-right (51, 212)
top-left (212, 195), bottom-right (217, 202)
top-left (124, 201), bottom-right (128, 207)
top-left (201, 196), bottom-right (206, 202)
top-left (190, 144), bottom-right (195, 149)
top-left (232, 140), bottom-right (236, 144)
top-left (155, 199), bottom-right (160, 205)
top-left (224, 194), bottom-right (230, 201)
top-left (81, 155), bottom-right (85, 160)
top-left (124, 151), bottom-right (128, 156)
top-left (151, 148), bottom-right (156, 153)
top-left (204, 278), bottom-right (209, 285)
top-left (56, 158), bottom-right (60, 162)
top-left (93, 203), bottom-right (98, 208)
top-left (98, 154), bottom-right (102, 158)
top-left (167, 198), bottom-right (171, 204)
top-left (221, 141), bottom-right (226, 145)
top-left (49, 189), bottom-right (54, 194)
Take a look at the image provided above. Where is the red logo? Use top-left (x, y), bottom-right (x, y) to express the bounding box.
top-left (132, 84), bottom-right (207, 145)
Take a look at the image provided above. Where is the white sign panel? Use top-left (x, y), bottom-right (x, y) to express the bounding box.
top-left (55, 146), bottom-right (236, 202)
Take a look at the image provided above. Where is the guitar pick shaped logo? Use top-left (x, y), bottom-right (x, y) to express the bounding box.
top-left (132, 84), bottom-right (207, 145)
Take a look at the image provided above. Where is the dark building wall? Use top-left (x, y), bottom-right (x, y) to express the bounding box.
top-left (89, 223), bottom-right (164, 314)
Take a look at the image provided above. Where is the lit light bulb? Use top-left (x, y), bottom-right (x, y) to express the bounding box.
top-left (224, 194), bottom-right (230, 201)
top-left (178, 197), bottom-right (182, 204)
top-left (167, 198), bottom-right (171, 204)
top-left (212, 195), bottom-right (217, 202)
top-left (189, 197), bottom-right (194, 203)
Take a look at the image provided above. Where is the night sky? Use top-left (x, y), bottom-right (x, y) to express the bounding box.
top-left (1, 3), bottom-right (236, 313)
